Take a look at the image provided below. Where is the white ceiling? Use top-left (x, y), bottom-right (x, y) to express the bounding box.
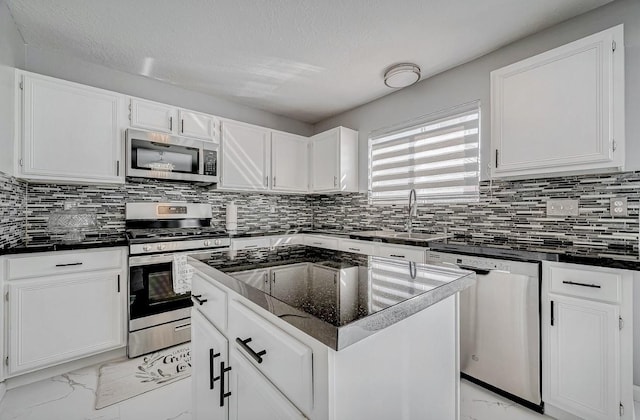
top-left (7, 0), bottom-right (613, 123)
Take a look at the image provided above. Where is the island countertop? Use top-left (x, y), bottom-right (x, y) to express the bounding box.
top-left (188, 245), bottom-right (475, 350)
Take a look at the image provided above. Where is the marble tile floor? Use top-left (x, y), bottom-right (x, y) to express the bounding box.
top-left (0, 364), bottom-right (191, 420)
top-left (0, 365), bottom-right (636, 420)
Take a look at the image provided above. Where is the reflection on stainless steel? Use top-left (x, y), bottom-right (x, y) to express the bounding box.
top-left (406, 188), bottom-right (418, 233)
top-left (189, 247), bottom-right (475, 350)
top-left (426, 250), bottom-right (542, 412)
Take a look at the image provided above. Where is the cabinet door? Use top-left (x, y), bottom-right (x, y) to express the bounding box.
top-left (179, 109), bottom-right (218, 142)
top-left (311, 130), bottom-right (339, 192)
top-left (129, 98), bottom-right (176, 133)
top-left (271, 132), bottom-right (308, 192)
top-left (21, 74), bottom-right (123, 184)
top-left (491, 25), bottom-right (624, 178)
top-left (220, 121), bottom-right (270, 190)
top-left (271, 264), bottom-right (309, 303)
top-left (7, 271), bottom-right (124, 375)
top-left (546, 294), bottom-right (619, 420)
top-left (230, 269), bottom-right (270, 293)
top-left (229, 351), bottom-right (306, 420)
top-left (192, 310), bottom-right (228, 420)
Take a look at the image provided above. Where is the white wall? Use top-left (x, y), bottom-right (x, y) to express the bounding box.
top-left (313, 0), bottom-right (640, 386)
top-left (23, 46), bottom-right (312, 136)
top-left (314, 0), bottom-right (640, 187)
top-left (0, 0), bottom-right (24, 175)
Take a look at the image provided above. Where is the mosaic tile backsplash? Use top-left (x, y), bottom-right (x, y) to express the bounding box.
top-left (0, 172), bottom-right (26, 249)
top-left (23, 178), bottom-right (313, 244)
top-left (312, 172), bottom-right (640, 259)
top-left (1, 171), bottom-right (640, 259)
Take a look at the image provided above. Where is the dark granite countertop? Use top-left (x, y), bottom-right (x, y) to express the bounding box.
top-left (189, 246), bottom-right (475, 350)
top-left (0, 235), bottom-right (128, 255)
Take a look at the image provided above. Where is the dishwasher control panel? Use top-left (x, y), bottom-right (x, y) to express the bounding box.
top-left (426, 251), bottom-right (512, 272)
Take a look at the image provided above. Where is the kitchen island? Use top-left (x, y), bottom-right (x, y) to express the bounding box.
top-left (188, 245), bottom-right (475, 420)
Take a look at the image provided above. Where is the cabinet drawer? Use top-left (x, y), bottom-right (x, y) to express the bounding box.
top-left (547, 263), bottom-right (621, 303)
top-left (304, 235), bottom-right (339, 250)
top-left (6, 248), bottom-right (124, 280)
top-left (231, 237), bottom-right (271, 251)
top-left (228, 300), bottom-right (313, 414)
top-left (340, 238), bottom-right (375, 255)
top-left (192, 274), bottom-right (228, 332)
top-left (375, 244), bottom-right (425, 263)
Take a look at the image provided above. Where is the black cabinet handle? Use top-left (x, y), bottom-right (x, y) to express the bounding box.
top-left (236, 337), bottom-right (267, 364)
top-left (389, 254), bottom-right (406, 259)
top-left (55, 262), bottom-right (83, 267)
top-left (181, 119), bottom-right (185, 133)
top-left (562, 280), bottom-right (601, 289)
top-left (192, 294), bottom-right (208, 305)
top-left (219, 361), bottom-right (232, 407)
top-left (550, 300), bottom-right (555, 326)
top-left (209, 348), bottom-right (221, 390)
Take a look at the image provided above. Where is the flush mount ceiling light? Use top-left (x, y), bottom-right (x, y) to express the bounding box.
top-left (383, 63), bottom-right (421, 88)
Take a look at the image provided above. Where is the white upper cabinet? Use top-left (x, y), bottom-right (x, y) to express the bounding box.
top-left (271, 131), bottom-right (309, 192)
top-left (179, 109), bottom-right (218, 141)
top-left (491, 25), bottom-right (625, 179)
top-left (220, 120), bottom-right (271, 191)
top-left (129, 98), bottom-right (177, 133)
top-left (129, 98), bottom-right (219, 142)
top-left (19, 72), bottom-right (125, 184)
top-left (310, 127), bottom-right (358, 193)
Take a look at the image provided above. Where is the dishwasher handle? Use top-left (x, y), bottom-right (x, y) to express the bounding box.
top-left (457, 265), bottom-right (492, 276)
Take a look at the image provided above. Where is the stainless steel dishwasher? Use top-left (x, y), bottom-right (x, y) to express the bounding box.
top-left (426, 250), bottom-right (543, 413)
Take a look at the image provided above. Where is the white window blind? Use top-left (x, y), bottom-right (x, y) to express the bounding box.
top-left (368, 102), bottom-right (480, 204)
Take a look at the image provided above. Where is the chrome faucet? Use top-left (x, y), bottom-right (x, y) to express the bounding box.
top-left (406, 189), bottom-right (418, 233)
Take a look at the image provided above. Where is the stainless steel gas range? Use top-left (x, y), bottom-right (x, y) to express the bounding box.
top-left (125, 202), bottom-right (230, 358)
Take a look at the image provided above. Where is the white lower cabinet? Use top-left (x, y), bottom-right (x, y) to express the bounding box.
top-left (3, 248), bottom-right (127, 377)
top-left (542, 261), bottom-right (634, 420)
top-left (229, 350), bottom-right (306, 420)
top-left (546, 294), bottom-right (619, 420)
top-left (192, 310), bottom-right (228, 420)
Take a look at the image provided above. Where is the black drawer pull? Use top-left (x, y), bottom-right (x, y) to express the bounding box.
top-left (192, 294), bottom-right (208, 305)
top-left (219, 361), bottom-right (232, 407)
top-left (209, 348), bottom-right (221, 390)
top-left (348, 247), bottom-right (361, 251)
top-left (389, 254), bottom-right (406, 258)
top-left (236, 337), bottom-right (267, 364)
top-left (562, 280), bottom-right (601, 289)
top-left (55, 262), bottom-right (83, 267)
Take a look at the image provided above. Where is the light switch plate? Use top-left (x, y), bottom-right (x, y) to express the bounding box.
top-left (610, 197), bottom-right (628, 217)
top-left (546, 199), bottom-right (579, 216)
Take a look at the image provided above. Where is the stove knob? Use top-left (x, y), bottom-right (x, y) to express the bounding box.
top-left (203, 240), bottom-right (211, 246)
top-left (157, 244), bottom-right (166, 251)
top-left (214, 239), bottom-right (221, 246)
top-left (143, 245), bottom-right (152, 252)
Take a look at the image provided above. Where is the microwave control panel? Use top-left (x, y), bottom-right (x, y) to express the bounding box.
top-left (204, 150), bottom-right (217, 176)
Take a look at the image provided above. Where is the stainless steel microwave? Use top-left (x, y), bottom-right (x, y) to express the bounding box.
top-left (125, 129), bottom-right (218, 184)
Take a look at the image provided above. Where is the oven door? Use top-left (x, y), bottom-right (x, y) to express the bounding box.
top-left (128, 254), bottom-right (194, 328)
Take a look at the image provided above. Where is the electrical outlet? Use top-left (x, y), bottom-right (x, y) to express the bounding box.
top-left (546, 199), bottom-right (579, 216)
top-left (610, 197), bottom-right (628, 217)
